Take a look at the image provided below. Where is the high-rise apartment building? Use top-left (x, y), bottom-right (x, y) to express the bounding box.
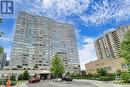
top-left (85, 25), bottom-right (130, 74)
top-left (10, 12), bottom-right (80, 73)
top-left (94, 26), bottom-right (130, 60)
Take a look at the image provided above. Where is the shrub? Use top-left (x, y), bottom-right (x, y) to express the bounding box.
top-left (0, 79), bottom-right (2, 85)
top-left (18, 74), bottom-right (23, 80)
top-left (97, 69), bottom-right (107, 76)
top-left (12, 68), bottom-right (18, 70)
top-left (0, 79), bottom-right (16, 86)
top-left (23, 70), bottom-right (30, 80)
top-left (98, 76), bottom-right (115, 81)
top-left (93, 74), bottom-right (100, 78)
top-left (121, 73), bottom-right (130, 83)
top-left (10, 81), bottom-right (17, 86)
top-left (10, 75), bottom-right (16, 81)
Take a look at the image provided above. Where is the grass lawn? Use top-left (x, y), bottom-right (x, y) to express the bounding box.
top-left (113, 81), bottom-right (130, 85)
top-left (16, 80), bottom-right (27, 84)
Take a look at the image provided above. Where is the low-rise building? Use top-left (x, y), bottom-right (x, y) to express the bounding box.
top-left (85, 58), bottom-right (128, 74)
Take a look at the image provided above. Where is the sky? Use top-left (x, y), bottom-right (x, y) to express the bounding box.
top-left (0, 0), bottom-right (130, 70)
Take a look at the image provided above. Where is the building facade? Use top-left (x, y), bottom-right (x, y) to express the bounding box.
top-left (10, 12), bottom-right (80, 73)
top-left (0, 53), bottom-right (7, 68)
top-left (95, 26), bottom-right (130, 60)
top-left (85, 58), bottom-right (128, 74)
top-left (85, 25), bottom-right (130, 74)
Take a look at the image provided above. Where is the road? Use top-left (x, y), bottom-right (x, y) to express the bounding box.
top-left (12, 80), bottom-right (130, 87)
top-left (14, 80), bottom-right (97, 87)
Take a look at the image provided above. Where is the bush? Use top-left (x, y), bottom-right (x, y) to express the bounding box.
top-left (121, 73), bottom-right (130, 83)
top-left (12, 68), bottom-right (18, 70)
top-left (23, 70), bottom-right (30, 80)
top-left (10, 75), bottom-right (16, 81)
top-left (10, 81), bottom-right (17, 86)
top-left (18, 74), bottom-right (23, 80)
top-left (0, 79), bottom-right (2, 85)
top-left (1, 79), bottom-right (8, 85)
top-left (98, 76), bottom-right (115, 81)
top-left (0, 79), bottom-right (16, 86)
top-left (97, 69), bottom-right (107, 76)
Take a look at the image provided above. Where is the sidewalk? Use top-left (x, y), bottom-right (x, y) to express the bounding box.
top-left (75, 79), bottom-right (130, 87)
top-left (11, 83), bottom-right (27, 87)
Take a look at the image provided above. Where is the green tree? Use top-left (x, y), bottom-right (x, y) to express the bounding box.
top-left (50, 54), bottom-right (65, 78)
top-left (18, 74), bottom-right (23, 80)
top-left (0, 32), bottom-right (4, 55)
top-left (97, 68), bottom-right (107, 76)
top-left (121, 73), bottom-right (130, 83)
top-left (0, 18), bottom-right (4, 56)
top-left (65, 72), bottom-right (70, 77)
top-left (0, 47), bottom-right (3, 56)
top-left (23, 70), bottom-right (30, 80)
top-left (119, 30), bottom-right (130, 64)
top-left (10, 74), bottom-right (16, 81)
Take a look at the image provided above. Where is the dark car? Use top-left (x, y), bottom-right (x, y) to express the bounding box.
top-left (62, 77), bottom-right (73, 81)
top-left (28, 77), bottom-right (41, 84)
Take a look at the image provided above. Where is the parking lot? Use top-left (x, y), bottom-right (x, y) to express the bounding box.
top-left (17, 80), bottom-right (97, 87)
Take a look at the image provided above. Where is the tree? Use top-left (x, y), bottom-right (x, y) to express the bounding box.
top-left (119, 30), bottom-right (130, 64)
top-left (97, 68), bottom-right (107, 76)
top-left (23, 70), bottom-right (30, 80)
top-left (0, 32), bottom-right (4, 55)
top-left (121, 72), bottom-right (130, 83)
top-left (65, 72), bottom-right (70, 77)
top-left (50, 54), bottom-right (65, 78)
top-left (0, 19), bottom-right (4, 56)
top-left (10, 74), bottom-right (16, 81)
top-left (0, 47), bottom-right (3, 56)
top-left (18, 74), bottom-right (23, 80)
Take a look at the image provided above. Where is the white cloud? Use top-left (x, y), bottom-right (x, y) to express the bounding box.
top-left (103, 28), bottom-right (116, 35)
top-left (78, 37), bottom-right (97, 70)
top-left (15, 0), bottom-right (130, 26)
top-left (4, 48), bottom-right (12, 60)
top-left (0, 36), bottom-right (13, 43)
top-left (42, 0), bottom-right (53, 9)
top-left (41, 0), bottom-right (90, 16)
top-left (80, 0), bottom-right (130, 25)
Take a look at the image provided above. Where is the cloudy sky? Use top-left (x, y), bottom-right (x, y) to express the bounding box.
top-left (0, 0), bottom-right (130, 70)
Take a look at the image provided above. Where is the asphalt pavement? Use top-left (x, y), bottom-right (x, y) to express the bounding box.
top-left (12, 79), bottom-right (130, 87)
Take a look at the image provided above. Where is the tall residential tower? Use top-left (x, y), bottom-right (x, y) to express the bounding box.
top-left (85, 25), bottom-right (130, 74)
top-left (94, 26), bottom-right (130, 60)
top-left (10, 12), bottom-right (80, 73)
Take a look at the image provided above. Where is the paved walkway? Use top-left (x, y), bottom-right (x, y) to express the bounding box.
top-left (77, 80), bottom-right (130, 87)
top-left (11, 80), bottom-right (130, 87)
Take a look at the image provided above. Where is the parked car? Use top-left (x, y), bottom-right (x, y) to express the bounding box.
top-left (62, 77), bottom-right (73, 81)
top-left (28, 77), bottom-right (41, 84)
